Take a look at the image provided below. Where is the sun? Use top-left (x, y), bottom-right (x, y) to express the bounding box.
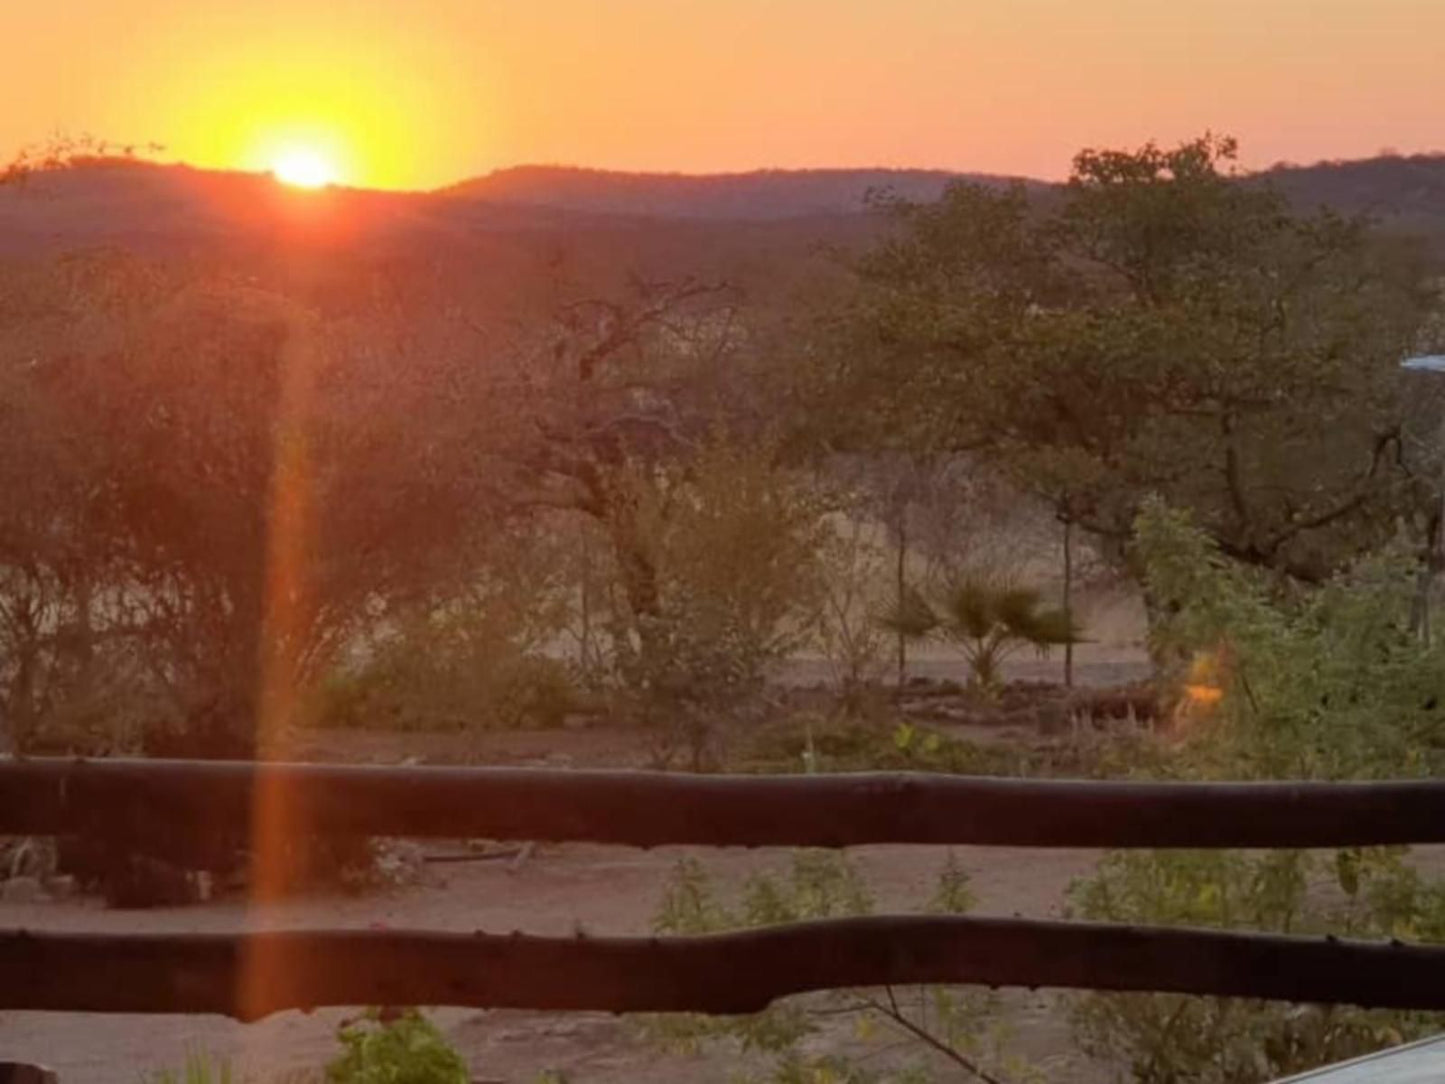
top-left (271, 147), bottom-right (338, 189)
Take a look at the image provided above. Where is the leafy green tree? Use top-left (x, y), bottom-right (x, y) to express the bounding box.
top-left (828, 134), bottom-right (1438, 585)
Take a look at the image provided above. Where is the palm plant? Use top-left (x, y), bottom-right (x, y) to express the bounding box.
top-left (880, 576), bottom-right (1081, 691)
top-left (939, 577), bottom-right (1080, 688)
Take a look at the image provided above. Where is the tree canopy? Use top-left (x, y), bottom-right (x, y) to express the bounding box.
top-left (824, 134), bottom-right (1440, 581)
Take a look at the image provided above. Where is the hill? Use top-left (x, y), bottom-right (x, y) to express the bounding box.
top-left (5, 154), bottom-right (1445, 280)
top-left (438, 165), bottom-right (1033, 220)
top-left (1260, 153), bottom-right (1445, 245)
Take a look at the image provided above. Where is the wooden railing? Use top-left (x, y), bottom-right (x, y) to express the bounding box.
top-left (3, 758), bottom-right (1445, 1020)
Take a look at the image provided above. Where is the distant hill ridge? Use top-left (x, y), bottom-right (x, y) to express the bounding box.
top-left (439, 164), bottom-right (1038, 220)
top-left (3, 153), bottom-right (1445, 260)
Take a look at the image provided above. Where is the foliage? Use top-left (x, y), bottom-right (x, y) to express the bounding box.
top-left (1132, 499), bottom-right (1445, 779)
top-left (880, 577), bottom-right (1080, 691)
top-left (813, 512), bottom-right (893, 704)
top-left (1069, 847), bottom-right (1445, 1084)
top-left (646, 851), bottom-right (1035, 1083)
top-left (1066, 502), bottom-right (1445, 1083)
top-left (831, 134), bottom-right (1437, 583)
top-left (142, 1052), bottom-right (237, 1084)
top-left (737, 706), bottom-right (1164, 780)
top-left (322, 650), bottom-right (577, 732)
top-left (0, 255), bottom-right (509, 755)
top-left (316, 523), bottom-right (578, 731)
top-left (325, 1009), bottom-right (469, 1084)
top-left (604, 437), bottom-right (832, 768)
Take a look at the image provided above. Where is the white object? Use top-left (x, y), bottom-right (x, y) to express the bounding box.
top-left (1272, 1034), bottom-right (1445, 1082)
top-left (1401, 355), bottom-right (1445, 372)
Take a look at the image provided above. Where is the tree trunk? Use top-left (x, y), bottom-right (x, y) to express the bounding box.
top-left (895, 512), bottom-right (908, 692)
top-left (609, 512), bottom-right (665, 673)
top-left (1062, 517), bottom-right (1074, 688)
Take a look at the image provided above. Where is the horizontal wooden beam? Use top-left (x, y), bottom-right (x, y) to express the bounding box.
top-left (5, 917), bottom-right (1445, 1020)
top-left (2, 757), bottom-right (1444, 849)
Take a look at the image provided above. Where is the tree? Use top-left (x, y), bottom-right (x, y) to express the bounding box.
top-left (0, 253), bottom-right (507, 754)
top-left (827, 135), bottom-right (1439, 585)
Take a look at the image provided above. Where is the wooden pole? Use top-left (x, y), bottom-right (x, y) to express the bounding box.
top-left (6, 918), bottom-right (1445, 1021)
top-left (6, 758), bottom-right (1445, 850)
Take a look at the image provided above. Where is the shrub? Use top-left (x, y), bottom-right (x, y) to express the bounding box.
top-left (316, 520), bottom-right (578, 733)
top-left (143, 1052), bottom-right (237, 1084)
top-left (601, 438), bottom-right (834, 768)
top-left (645, 851), bottom-right (1035, 1083)
top-left (319, 648), bottom-right (578, 732)
top-left (1064, 502), bottom-right (1445, 1083)
top-left (325, 1009), bottom-right (469, 1084)
top-left (1131, 499), bottom-right (1445, 780)
top-left (1069, 847), bottom-right (1445, 1084)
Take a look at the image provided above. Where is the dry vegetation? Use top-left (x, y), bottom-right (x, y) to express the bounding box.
top-left (4, 135), bottom-right (1445, 1082)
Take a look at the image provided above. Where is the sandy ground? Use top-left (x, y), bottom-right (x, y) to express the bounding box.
top-left (0, 842), bottom-right (1108, 1082)
top-left (1, 656), bottom-right (1144, 1082)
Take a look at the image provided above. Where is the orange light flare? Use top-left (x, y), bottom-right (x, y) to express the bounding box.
top-left (237, 296), bottom-right (324, 1020)
top-left (1183, 683), bottom-right (1225, 707)
top-left (1172, 647), bottom-right (1230, 734)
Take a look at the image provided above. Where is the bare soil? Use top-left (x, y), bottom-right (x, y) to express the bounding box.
top-left (0, 840), bottom-right (1107, 1082)
top-left (0, 660), bottom-right (1144, 1082)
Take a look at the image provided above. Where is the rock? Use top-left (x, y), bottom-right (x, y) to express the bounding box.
top-left (1, 876), bottom-right (46, 904)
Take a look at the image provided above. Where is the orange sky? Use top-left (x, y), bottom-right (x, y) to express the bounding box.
top-left (4, 0), bottom-right (1443, 191)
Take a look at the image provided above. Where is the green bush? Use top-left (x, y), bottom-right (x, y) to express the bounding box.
top-left (325, 1009), bottom-right (469, 1084)
top-left (738, 711), bottom-right (1165, 780)
top-left (143, 1052), bottom-right (237, 1084)
top-left (1064, 502), bottom-right (1445, 1083)
top-left (1132, 499), bottom-right (1445, 780)
top-left (318, 649), bottom-right (578, 732)
top-left (645, 851), bottom-right (1034, 1083)
top-left (1069, 847), bottom-right (1445, 1084)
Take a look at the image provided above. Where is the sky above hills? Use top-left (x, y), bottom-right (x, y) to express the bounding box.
top-left (5, 0), bottom-right (1443, 191)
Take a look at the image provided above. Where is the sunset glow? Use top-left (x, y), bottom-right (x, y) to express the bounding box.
top-left (5, 1), bottom-right (1445, 191)
top-left (271, 147), bottom-right (337, 189)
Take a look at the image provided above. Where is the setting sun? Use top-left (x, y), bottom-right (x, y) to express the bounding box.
top-left (272, 147), bottom-right (337, 189)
